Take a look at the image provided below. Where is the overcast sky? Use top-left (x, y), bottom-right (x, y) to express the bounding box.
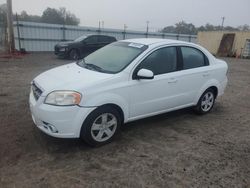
top-left (1, 0), bottom-right (249, 31)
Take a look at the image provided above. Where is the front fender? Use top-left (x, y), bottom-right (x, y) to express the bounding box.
top-left (81, 93), bottom-right (129, 122)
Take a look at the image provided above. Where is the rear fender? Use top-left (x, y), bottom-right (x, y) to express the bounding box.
top-left (195, 79), bottom-right (220, 104)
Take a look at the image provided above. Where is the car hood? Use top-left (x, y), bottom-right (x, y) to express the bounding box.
top-left (56, 41), bottom-right (76, 46)
top-left (33, 63), bottom-right (114, 96)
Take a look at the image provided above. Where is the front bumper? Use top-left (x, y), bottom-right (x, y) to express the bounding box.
top-left (54, 47), bottom-right (69, 57)
top-left (29, 91), bottom-right (95, 138)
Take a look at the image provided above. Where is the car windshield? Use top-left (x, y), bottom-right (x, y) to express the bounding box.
top-left (74, 35), bottom-right (87, 42)
top-left (77, 42), bottom-right (148, 73)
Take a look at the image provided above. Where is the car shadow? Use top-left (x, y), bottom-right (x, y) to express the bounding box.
top-left (35, 107), bottom-right (196, 153)
top-left (122, 107), bottom-right (194, 131)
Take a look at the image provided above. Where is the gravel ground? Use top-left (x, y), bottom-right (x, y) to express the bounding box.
top-left (0, 53), bottom-right (250, 188)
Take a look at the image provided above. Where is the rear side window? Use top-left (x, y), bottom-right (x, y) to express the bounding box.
top-left (110, 37), bottom-right (116, 42)
top-left (98, 36), bottom-right (108, 43)
top-left (181, 47), bottom-right (207, 69)
top-left (106, 36), bottom-right (116, 42)
top-left (137, 47), bottom-right (177, 75)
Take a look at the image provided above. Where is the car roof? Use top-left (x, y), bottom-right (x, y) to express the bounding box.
top-left (86, 34), bottom-right (115, 38)
top-left (122, 38), bottom-right (190, 46)
top-left (122, 38), bottom-right (216, 63)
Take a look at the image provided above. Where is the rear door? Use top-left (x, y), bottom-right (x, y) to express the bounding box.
top-left (175, 46), bottom-right (211, 104)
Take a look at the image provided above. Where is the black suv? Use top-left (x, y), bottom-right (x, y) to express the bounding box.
top-left (54, 35), bottom-right (117, 60)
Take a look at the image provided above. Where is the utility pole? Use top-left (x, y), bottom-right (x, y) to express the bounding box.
top-left (123, 24), bottom-right (127, 39)
top-left (146, 21), bottom-right (149, 38)
top-left (101, 21), bottom-right (104, 29)
top-left (98, 21), bottom-right (101, 31)
top-left (6, 0), bottom-right (15, 53)
top-left (221, 17), bottom-right (225, 30)
top-left (62, 8), bottom-right (66, 41)
top-left (16, 13), bottom-right (21, 50)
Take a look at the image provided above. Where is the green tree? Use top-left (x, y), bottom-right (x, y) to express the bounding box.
top-left (161, 21), bottom-right (248, 34)
top-left (175, 21), bottom-right (197, 34)
top-left (14, 7), bottom-right (80, 26)
top-left (162, 25), bottom-right (176, 33)
top-left (17, 11), bottom-right (41, 22)
top-left (41, 7), bottom-right (80, 25)
top-left (0, 4), bottom-right (7, 25)
top-left (41, 8), bottom-right (64, 24)
top-left (238, 24), bottom-right (250, 31)
top-left (162, 21), bottom-right (197, 34)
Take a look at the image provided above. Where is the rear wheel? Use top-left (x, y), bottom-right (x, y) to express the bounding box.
top-left (194, 88), bottom-right (215, 115)
top-left (80, 106), bottom-right (121, 146)
top-left (69, 49), bottom-right (80, 60)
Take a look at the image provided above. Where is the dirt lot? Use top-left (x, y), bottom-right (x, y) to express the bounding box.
top-left (0, 54), bottom-right (249, 188)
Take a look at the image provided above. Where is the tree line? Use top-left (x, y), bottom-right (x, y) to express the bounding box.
top-left (0, 5), bottom-right (80, 26)
top-left (161, 21), bottom-right (250, 35)
top-left (1, 4), bottom-right (249, 33)
top-left (15, 7), bottom-right (80, 26)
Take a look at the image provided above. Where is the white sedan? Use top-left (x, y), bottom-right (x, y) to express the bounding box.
top-left (29, 38), bottom-right (228, 146)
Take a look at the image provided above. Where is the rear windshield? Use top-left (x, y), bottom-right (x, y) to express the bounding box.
top-left (77, 42), bottom-right (148, 73)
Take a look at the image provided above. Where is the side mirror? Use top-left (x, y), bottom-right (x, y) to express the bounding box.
top-left (136, 69), bottom-right (154, 80)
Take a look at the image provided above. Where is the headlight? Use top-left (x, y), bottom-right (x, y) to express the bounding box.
top-left (45, 91), bottom-right (82, 106)
top-left (59, 44), bottom-right (68, 47)
top-left (59, 47), bottom-right (66, 52)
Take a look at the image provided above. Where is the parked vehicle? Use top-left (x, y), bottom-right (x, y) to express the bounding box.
top-left (30, 38), bottom-right (228, 146)
top-left (54, 35), bottom-right (116, 60)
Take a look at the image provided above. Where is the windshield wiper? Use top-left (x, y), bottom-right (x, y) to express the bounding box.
top-left (85, 63), bottom-right (104, 71)
top-left (77, 59), bottom-right (103, 72)
top-left (77, 59), bottom-right (113, 73)
top-left (76, 58), bottom-right (83, 65)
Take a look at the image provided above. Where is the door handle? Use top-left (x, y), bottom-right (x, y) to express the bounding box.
top-left (202, 71), bottom-right (210, 77)
top-left (168, 78), bottom-right (178, 84)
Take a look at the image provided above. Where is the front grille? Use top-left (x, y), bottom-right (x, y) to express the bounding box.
top-left (32, 82), bottom-right (43, 101)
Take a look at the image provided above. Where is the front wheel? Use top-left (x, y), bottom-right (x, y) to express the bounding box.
top-left (80, 106), bottom-right (121, 146)
top-left (194, 89), bottom-right (215, 115)
top-left (69, 49), bottom-right (80, 60)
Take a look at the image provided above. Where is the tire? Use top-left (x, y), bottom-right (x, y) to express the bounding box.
top-left (69, 49), bottom-right (80, 60)
top-left (80, 106), bottom-right (122, 146)
top-left (194, 88), bottom-right (215, 115)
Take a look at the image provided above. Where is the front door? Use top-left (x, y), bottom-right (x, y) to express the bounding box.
top-left (81, 36), bottom-right (99, 56)
top-left (128, 46), bottom-right (184, 118)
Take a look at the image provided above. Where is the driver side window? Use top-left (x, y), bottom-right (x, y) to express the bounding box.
top-left (84, 36), bottom-right (98, 44)
top-left (137, 47), bottom-right (177, 76)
